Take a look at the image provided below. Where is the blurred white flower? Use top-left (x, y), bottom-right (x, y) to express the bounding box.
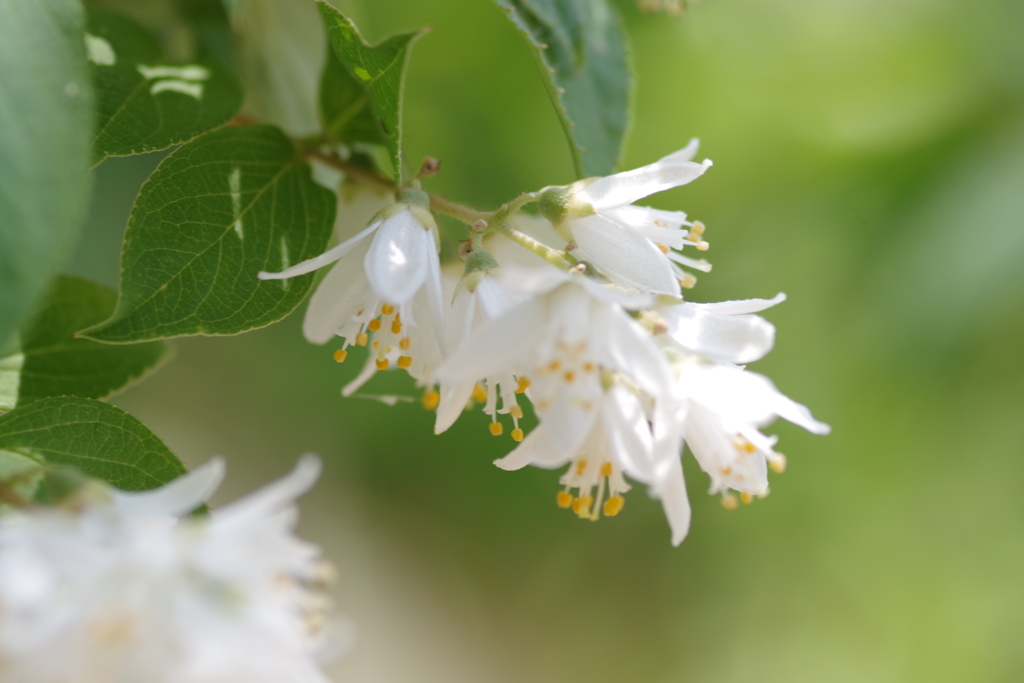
top-left (259, 188), bottom-right (446, 389)
top-left (540, 139), bottom-right (713, 296)
top-left (0, 456), bottom-right (339, 683)
top-left (660, 293), bottom-right (786, 365)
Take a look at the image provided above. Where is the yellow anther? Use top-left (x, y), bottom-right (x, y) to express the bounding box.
top-left (563, 371), bottom-right (575, 383)
top-left (600, 462), bottom-right (612, 477)
top-left (472, 383), bottom-right (488, 403)
top-left (355, 332), bottom-right (369, 346)
top-left (769, 453), bottom-right (787, 474)
top-left (509, 405), bottom-right (523, 419)
top-left (511, 428), bottom-right (524, 442)
top-left (740, 491), bottom-right (754, 505)
top-left (375, 358), bottom-right (389, 370)
top-left (516, 377), bottom-right (531, 393)
top-left (397, 356), bottom-right (412, 369)
top-left (381, 304), bottom-right (395, 316)
top-left (576, 495), bottom-right (593, 516)
top-left (583, 362), bottom-right (595, 372)
top-left (734, 437), bottom-right (757, 453)
top-left (721, 494), bottom-right (739, 510)
top-left (548, 360), bottom-right (561, 371)
top-left (421, 390), bottom-right (440, 410)
top-left (557, 490), bottom-right (573, 508)
top-left (680, 276), bottom-right (697, 289)
top-left (399, 336), bottom-right (412, 350)
top-left (333, 349), bottom-right (348, 363)
top-left (689, 220), bottom-right (705, 235)
top-left (657, 243), bottom-right (670, 254)
top-left (603, 495), bottom-right (625, 517)
top-left (571, 497), bottom-right (582, 514)
top-left (696, 240), bottom-right (710, 251)
top-left (372, 341), bottom-right (379, 350)
top-left (356, 309), bottom-right (364, 317)
top-left (391, 319), bottom-right (402, 334)
top-left (368, 319), bottom-right (382, 332)
top-left (576, 459), bottom-right (588, 475)
top-left (722, 465), bottom-right (733, 476)
top-left (489, 422), bottom-right (504, 436)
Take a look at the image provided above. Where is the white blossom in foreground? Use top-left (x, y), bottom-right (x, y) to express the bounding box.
top-left (259, 188), bottom-right (445, 390)
top-left (0, 456), bottom-right (337, 683)
top-left (539, 139), bottom-right (714, 297)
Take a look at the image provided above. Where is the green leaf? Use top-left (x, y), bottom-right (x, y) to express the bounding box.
top-left (493, 0), bottom-right (632, 178)
top-left (0, 276), bottom-right (169, 411)
top-left (80, 125), bottom-right (336, 343)
top-left (86, 9), bottom-right (243, 166)
top-left (0, 0), bottom-right (93, 351)
top-left (319, 42), bottom-right (385, 147)
top-left (0, 397), bottom-right (188, 491)
top-left (317, 1), bottom-right (427, 182)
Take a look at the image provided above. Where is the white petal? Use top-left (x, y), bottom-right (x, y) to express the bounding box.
top-left (602, 205), bottom-right (689, 250)
top-left (112, 457), bottom-right (225, 517)
top-left (301, 238), bottom-right (373, 344)
top-left (597, 304), bottom-right (671, 398)
top-left (259, 220), bottom-right (380, 280)
top-left (603, 387), bottom-right (654, 482)
top-left (664, 304), bottom-right (776, 364)
top-left (494, 423), bottom-right (572, 470)
top-left (658, 138), bottom-right (700, 164)
top-left (434, 381), bottom-right (475, 434)
top-left (435, 297), bottom-right (547, 385)
top-left (656, 456), bottom-right (691, 546)
top-left (423, 237), bottom-right (447, 354)
top-left (686, 293), bottom-right (786, 316)
top-left (364, 210), bottom-right (430, 304)
top-left (214, 454), bottom-right (321, 523)
top-left (577, 158), bottom-right (713, 211)
top-left (570, 214), bottom-right (681, 297)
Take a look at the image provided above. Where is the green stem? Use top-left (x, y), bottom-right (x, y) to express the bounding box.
top-left (428, 194), bottom-right (489, 225)
top-left (496, 225), bottom-right (573, 270)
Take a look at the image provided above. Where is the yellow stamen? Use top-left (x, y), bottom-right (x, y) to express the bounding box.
top-left (695, 240), bottom-right (710, 251)
top-left (689, 220), bottom-right (705, 235)
top-left (356, 309), bottom-right (364, 317)
top-left (576, 460), bottom-right (588, 475)
top-left (511, 428), bottom-right (524, 442)
top-left (489, 422), bottom-right (504, 436)
top-left (583, 362), bottom-right (595, 372)
top-left (563, 371), bottom-right (575, 383)
top-left (770, 453), bottom-right (787, 474)
top-left (516, 377), bottom-right (531, 393)
top-left (740, 491), bottom-right (754, 505)
top-left (372, 341), bottom-right (379, 350)
top-left (657, 243), bottom-right (670, 254)
top-left (421, 390), bottom-right (440, 410)
top-left (472, 383), bottom-right (488, 403)
top-left (381, 304), bottom-right (395, 316)
top-left (548, 360), bottom-right (561, 371)
top-left (721, 494), bottom-right (739, 510)
top-left (375, 358), bottom-right (389, 370)
top-left (571, 497), bottom-right (582, 514)
top-left (603, 495), bottom-right (625, 517)
top-left (600, 462), bottom-right (612, 477)
top-left (397, 356), bottom-right (412, 369)
top-left (509, 405), bottom-right (523, 419)
top-left (391, 319), bottom-right (402, 334)
top-left (368, 319), bottom-right (381, 332)
top-left (557, 490), bottom-right (573, 508)
top-left (355, 332), bottom-right (369, 346)
top-left (680, 276), bottom-right (697, 289)
top-left (576, 495), bottom-right (593, 517)
top-left (399, 337), bottom-right (412, 350)
top-left (332, 349), bottom-right (348, 363)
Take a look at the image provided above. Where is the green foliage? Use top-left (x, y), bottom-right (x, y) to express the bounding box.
top-left (0, 397), bottom-right (187, 491)
top-left (0, 276), bottom-right (168, 411)
top-left (493, 0), bottom-right (631, 178)
top-left (81, 125), bottom-right (336, 343)
top-left (87, 9), bottom-right (243, 166)
top-left (317, 1), bottom-right (427, 182)
top-left (0, 0), bottom-right (93, 352)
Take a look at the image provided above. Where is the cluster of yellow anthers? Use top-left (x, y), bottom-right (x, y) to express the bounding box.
top-left (556, 459), bottom-right (627, 521)
top-left (717, 436), bottom-right (789, 510)
top-left (331, 303), bottom-right (413, 370)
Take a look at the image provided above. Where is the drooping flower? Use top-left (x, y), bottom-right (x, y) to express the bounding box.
top-left (0, 456), bottom-right (339, 683)
top-left (659, 293), bottom-right (787, 365)
top-left (259, 188), bottom-right (446, 388)
top-left (656, 353), bottom-right (830, 515)
top-left (538, 139), bottom-right (714, 297)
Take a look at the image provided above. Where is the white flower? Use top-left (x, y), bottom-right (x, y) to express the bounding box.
top-left (497, 383), bottom-right (692, 545)
top-left (433, 254), bottom-right (531, 436)
top-left (0, 456), bottom-right (338, 683)
top-left (259, 188), bottom-right (446, 389)
top-left (540, 139), bottom-right (714, 297)
top-left (656, 355), bottom-right (830, 515)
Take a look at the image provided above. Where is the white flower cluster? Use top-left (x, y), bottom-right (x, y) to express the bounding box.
top-left (262, 141), bottom-right (829, 545)
top-left (0, 456), bottom-right (338, 683)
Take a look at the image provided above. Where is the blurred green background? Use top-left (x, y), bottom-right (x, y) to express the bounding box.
top-left (72, 0), bottom-right (1024, 680)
